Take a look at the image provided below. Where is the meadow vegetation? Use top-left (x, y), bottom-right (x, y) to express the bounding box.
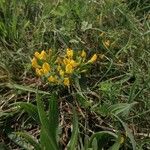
top-left (0, 0), bottom-right (150, 149)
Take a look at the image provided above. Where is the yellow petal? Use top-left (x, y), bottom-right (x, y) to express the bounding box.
top-left (59, 69), bottom-right (64, 77)
top-left (34, 52), bottom-right (40, 59)
top-left (39, 50), bottom-right (47, 60)
top-left (63, 58), bottom-right (70, 65)
top-left (42, 62), bottom-right (50, 74)
top-left (65, 64), bottom-right (73, 74)
top-left (35, 68), bottom-right (43, 76)
top-left (81, 50), bottom-right (86, 58)
top-left (31, 57), bottom-right (41, 68)
top-left (88, 54), bottom-right (97, 63)
top-left (64, 78), bottom-right (70, 86)
top-left (48, 76), bottom-right (55, 82)
top-left (70, 59), bottom-right (78, 67)
top-left (66, 48), bottom-right (73, 58)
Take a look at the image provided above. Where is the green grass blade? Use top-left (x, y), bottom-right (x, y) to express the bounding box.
top-left (67, 108), bottom-right (79, 150)
top-left (109, 141), bottom-right (121, 150)
top-left (40, 127), bottom-right (54, 150)
top-left (89, 131), bottom-right (117, 148)
top-left (48, 93), bottom-right (59, 141)
top-left (15, 132), bottom-right (41, 150)
top-left (16, 102), bottom-right (40, 123)
top-left (108, 135), bottom-right (123, 150)
top-left (8, 132), bottom-right (30, 150)
top-left (109, 102), bottom-right (137, 116)
top-left (114, 115), bottom-right (136, 150)
top-left (36, 93), bottom-right (59, 150)
top-left (6, 83), bottom-right (50, 95)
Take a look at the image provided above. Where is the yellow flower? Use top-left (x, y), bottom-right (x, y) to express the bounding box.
top-left (48, 76), bottom-right (56, 82)
top-left (42, 62), bottom-right (51, 74)
top-left (88, 54), bottom-right (97, 63)
top-left (35, 50), bottom-right (47, 60)
top-left (34, 51), bottom-right (40, 58)
top-left (103, 40), bottom-right (110, 48)
top-left (64, 77), bottom-right (70, 86)
top-left (66, 48), bottom-right (73, 58)
top-left (59, 69), bottom-right (64, 77)
top-left (35, 68), bottom-right (43, 76)
top-left (81, 50), bottom-right (86, 58)
top-left (40, 50), bottom-right (47, 60)
top-left (63, 58), bottom-right (70, 65)
top-left (31, 57), bottom-right (41, 68)
top-left (65, 64), bottom-right (74, 74)
top-left (70, 59), bottom-right (78, 67)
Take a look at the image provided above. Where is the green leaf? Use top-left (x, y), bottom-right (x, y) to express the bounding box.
top-left (0, 143), bottom-right (9, 150)
top-left (114, 115), bottom-right (136, 150)
top-left (16, 102), bottom-right (40, 123)
top-left (48, 93), bottom-right (59, 141)
top-left (67, 109), bottom-right (79, 150)
top-left (109, 141), bottom-right (120, 150)
top-left (76, 94), bottom-right (91, 108)
top-left (6, 83), bottom-right (50, 95)
top-left (0, 112), bottom-right (9, 118)
top-left (108, 102), bottom-right (137, 116)
top-left (15, 132), bottom-right (41, 150)
top-left (8, 132), bottom-right (35, 150)
top-left (109, 135), bottom-right (124, 150)
top-left (99, 81), bottom-right (112, 92)
top-left (36, 93), bottom-right (59, 150)
top-left (89, 131), bottom-right (117, 148)
top-left (40, 127), bottom-right (54, 150)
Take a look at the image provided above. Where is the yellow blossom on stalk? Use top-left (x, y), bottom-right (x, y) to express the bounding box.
top-left (32, 47), bottom-right (98, 87)
top-left (81, 50), bottom-right (86, 58)
top-left (35, 68), bottom-right (43, 76)
top-left (40, 50), bottom-right (47, 60)
top-left (35, 50), bottom-right (47, 60)
top-left (65, 64), bottom-right (74, 74)
top-left (31, 57), bottom-right (41, 68)
top-left (48, 76), bottom-right (57, 82)
top-left (70, 59), bottom-right (78, 67)
top-left (88, 54), bottom-right (97, 63)
top-left (66, 48), bottom-right (73, 58)
top-left (64, 77), bottom-right (70, 86)
top-left (42, 62), bottom-right (51, 74)
top-left (63, 58), bottom-right (69, 65)
top-left (59, 70), bottom-right (64, 77)
top-left (34, 52), bottom-right (40, 58)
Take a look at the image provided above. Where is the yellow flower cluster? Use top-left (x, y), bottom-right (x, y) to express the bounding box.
top-left (31, 48), bottom-right (97, 87)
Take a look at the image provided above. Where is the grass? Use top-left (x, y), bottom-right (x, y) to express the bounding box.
top-left (0, 0), bottom-right (150, 149)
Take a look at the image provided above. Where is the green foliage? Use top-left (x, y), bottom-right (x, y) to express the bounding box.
top-left (67, 108), bottom-right (79, 150)
top-left (13, 93), bottom-right (80, 150)
top-left (0, 0), bottom-right (150, 149)
top-left (16, 102), bottom-right (40, 123)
